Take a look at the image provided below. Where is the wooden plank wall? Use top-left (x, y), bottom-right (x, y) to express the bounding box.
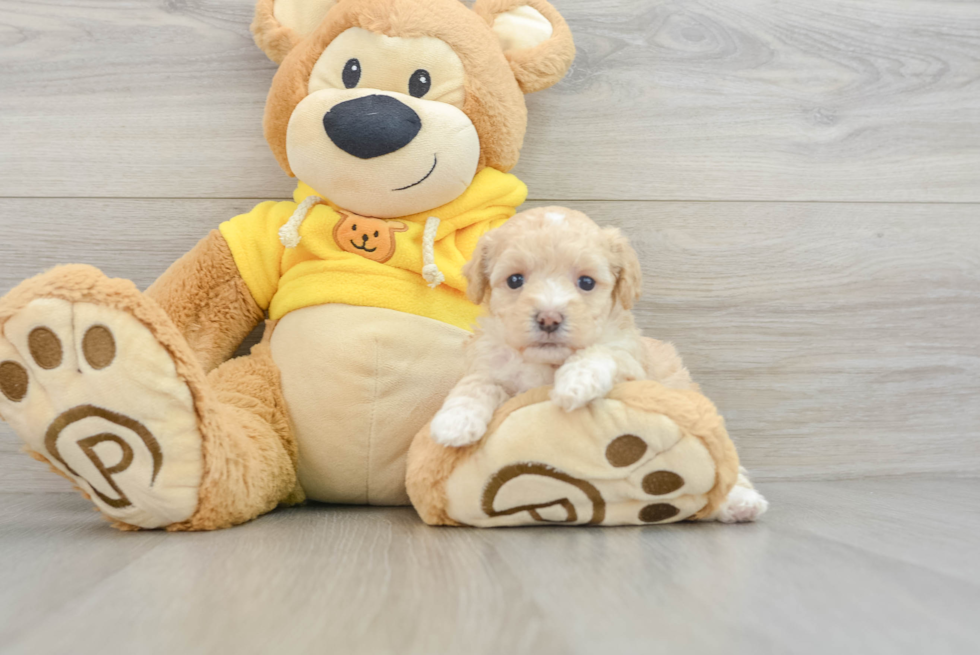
top-left (1, 0), bottom-right (978, 491)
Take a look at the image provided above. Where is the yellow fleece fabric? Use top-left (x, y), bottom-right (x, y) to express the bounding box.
top-left (219, 168), bottom-right (527, 330)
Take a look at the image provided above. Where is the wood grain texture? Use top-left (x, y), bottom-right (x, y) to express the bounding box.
top-left (1, 479), bottom-right (979, 654)
top-left (1, 198), bottom-right (978, 490)
top-left (1, 0), bottom-right (979, 200)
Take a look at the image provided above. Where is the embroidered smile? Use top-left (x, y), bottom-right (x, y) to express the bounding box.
top-left (392, 155), bottom-right (437, 191)
top-left (350, 240), bottom-right (377, 253)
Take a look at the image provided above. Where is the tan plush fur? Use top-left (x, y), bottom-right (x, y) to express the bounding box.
top-left (260, 0), bottom-right (573, 177)
top-left (0, 266), bottom-right (300, 531)
top-left (252, 0), bottom-right (303, 64)
top-left (146, 230), bottom-right (264, 374)
top-left (172, 333), bottom-right (304, 531)
top-left (472, 0), bottom-right (576, 94)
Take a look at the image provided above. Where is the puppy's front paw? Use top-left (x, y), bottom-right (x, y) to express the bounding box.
top-left (430, 402), bottom-right (489, 448)
top-left (551, 359), bottom-right (615, 412)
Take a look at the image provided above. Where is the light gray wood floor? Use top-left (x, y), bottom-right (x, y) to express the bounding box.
top-left (1, 478), bottom-right (979, 655)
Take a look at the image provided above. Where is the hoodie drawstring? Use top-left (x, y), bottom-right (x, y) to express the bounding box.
top-left (279, 195), bottom-right (324, 248)
top-left (421, 216), bottom-right (445, 288)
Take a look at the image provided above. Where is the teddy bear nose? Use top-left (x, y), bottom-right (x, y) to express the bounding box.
top-left (361, 234), bottom-right (369, 242)
top-left (322, 95), bottom-right (422, 159)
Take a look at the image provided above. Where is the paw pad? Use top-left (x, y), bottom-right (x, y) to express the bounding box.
top-left (0, 361), bottom-right (28, 402)
top-left (82, 325), bottom-right (115, 369)
top-left (642, 470), bottom-right (684, 495)
top-left (28, 327), bottom-right (62, 369)
top-left (639, 503), bottom-right (680, 523)
top-left (604, 434), bottom-right (647, 467)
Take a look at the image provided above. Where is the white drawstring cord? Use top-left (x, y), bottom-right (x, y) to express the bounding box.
top-left (279, 195), bottom-right (324, 248)
top-left (421, 216), bottom-right (445, 288)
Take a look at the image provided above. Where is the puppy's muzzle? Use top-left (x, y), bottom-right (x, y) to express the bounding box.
top-left (322, 95), bottom-right (422, 159)
top-left (536, 311), bottom-right (563, 334)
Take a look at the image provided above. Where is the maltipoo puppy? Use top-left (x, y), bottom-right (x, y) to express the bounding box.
top-left (431, 206), bottom-right (768, 523)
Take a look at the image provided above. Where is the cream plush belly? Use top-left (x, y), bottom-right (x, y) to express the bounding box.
top-left (270, 304), bottom-right (468, 505)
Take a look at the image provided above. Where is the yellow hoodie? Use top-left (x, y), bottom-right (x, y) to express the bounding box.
top-left (219, 168), bottom-right (527, 330)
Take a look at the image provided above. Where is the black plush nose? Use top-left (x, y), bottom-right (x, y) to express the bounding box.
top-left (322, 95), bottom-right (422, 159)
top-left (361, 234), bottom-right (369, 242)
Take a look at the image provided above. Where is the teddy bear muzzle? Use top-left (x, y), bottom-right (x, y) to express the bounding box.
top-left (322, 94), bottom-right (422, 160)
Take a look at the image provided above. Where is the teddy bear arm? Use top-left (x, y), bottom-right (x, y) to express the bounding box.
top-left (146, 230), bottom-right (264, 373)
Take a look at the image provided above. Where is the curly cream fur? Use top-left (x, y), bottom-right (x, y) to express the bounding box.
top-left (431, 206), bottom-right (671, 446)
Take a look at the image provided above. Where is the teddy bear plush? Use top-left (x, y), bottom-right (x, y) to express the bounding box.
top-left (0, 0), bottom-right (741, 530)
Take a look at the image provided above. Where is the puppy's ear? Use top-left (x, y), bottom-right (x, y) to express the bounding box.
top-left (604, 227), bottom-right (643, 310)
top-left (473, 0), bottom-right (576, 94)
top-left (463, 232), bottom-right (497, 305)
top-left (252, 0), bottom-right (340, 63)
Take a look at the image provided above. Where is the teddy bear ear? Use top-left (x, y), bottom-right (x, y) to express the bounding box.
top-left (473, 0), bottom-right (576, 94)
top-left (251, 0), bottom-right (340, 64)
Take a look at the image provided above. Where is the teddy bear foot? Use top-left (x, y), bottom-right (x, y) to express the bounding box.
top-left (0, 267), bottom-right (205, 529)
top-left (407, 381), bottom-right (741, 527)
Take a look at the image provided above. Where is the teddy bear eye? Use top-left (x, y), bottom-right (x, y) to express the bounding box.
top-left (343, 59), bottom-right (361, 89)
top-left (507, 274), bottom-right (524, 289)
top-left (374, 230), bottom-right (379, 237)
top-left (578, 276), bottom-right (596, 291)
top-left (409, 69), bottom-right (431, 98)
top-left (351, 224), bottom-right (357, 231)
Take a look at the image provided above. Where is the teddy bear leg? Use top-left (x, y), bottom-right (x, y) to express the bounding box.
top-left (407, 382), bottom-right (741, 527)
top-left (0, 265), bottom-right (298, 531)
top-left (167, 338), bottom-right (301, 531)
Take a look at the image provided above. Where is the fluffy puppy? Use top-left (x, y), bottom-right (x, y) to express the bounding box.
top-left (430, 206), bottom-right (768, 523)
top-left (431, 206), bottom-right (687, 447)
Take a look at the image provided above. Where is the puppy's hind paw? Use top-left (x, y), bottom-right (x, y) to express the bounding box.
top-left (430, 404), bottom-right (488, 448)
top-left (713, 485), bottom-right (769, 523)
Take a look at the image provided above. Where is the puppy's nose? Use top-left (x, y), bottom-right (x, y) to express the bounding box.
top-left (361, 234), bottom-right (369, 242)
top-left (536, 311), bottom-right (563, 334)
top-left (322, 95), bottom-right (422, 159)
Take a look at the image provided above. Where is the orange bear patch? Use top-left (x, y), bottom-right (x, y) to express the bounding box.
top-left (332, 212), bottom-right (408, 263)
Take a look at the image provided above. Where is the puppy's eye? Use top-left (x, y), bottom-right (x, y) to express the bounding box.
top-left (578, 276), bottom-right (596, 291)
top-left (374, 231), bottom-right (379, 237)
top-left (343, 59), bottom-right (361, 89)
top-left (351, 224), bottom-right (357, 231)
top-left (409, 69), bottom-right (431, 98)
top-left (506, 274), bottom-right (524, 289)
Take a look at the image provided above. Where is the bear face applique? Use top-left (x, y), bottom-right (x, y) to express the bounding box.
top-left (332, 212), bottom-right (408, 263)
